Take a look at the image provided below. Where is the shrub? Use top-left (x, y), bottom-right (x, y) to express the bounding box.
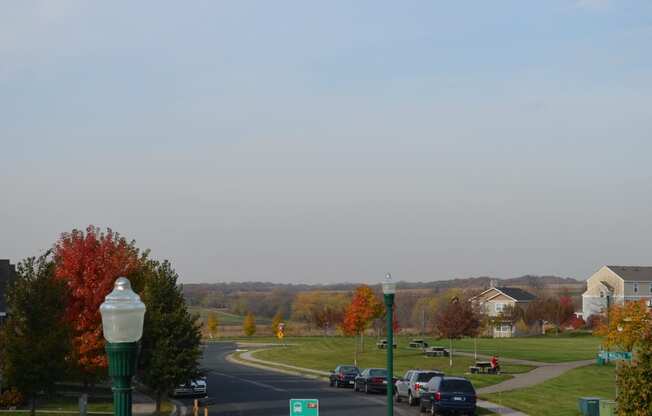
top-left (0, 388), bottom-right (25, 408)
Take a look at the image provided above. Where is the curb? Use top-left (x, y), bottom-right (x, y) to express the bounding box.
top-left (227, 351), bottom-right (329, 381)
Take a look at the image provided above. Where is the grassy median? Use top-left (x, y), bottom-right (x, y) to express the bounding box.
top-left (484, 364), bottom-right (616, 416)
top-left (245, 336), bottom-right (533, 389)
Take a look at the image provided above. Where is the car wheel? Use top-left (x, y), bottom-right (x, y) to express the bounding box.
top-left (335, 380), bottom-right (340, 388)
top-left (430, 403), bottom-right (436, 415)
top-left (395, 391), bottom-right (402, 403)
top-left (408, 391), bottom-right (415, 406)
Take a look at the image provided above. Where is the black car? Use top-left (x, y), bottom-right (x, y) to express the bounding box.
top-left (419, 376), bottom-right (476, 415)
top-left (354, 368), bottom-right (389, 394)
top-left (329, 365), bottom-right (360, 388)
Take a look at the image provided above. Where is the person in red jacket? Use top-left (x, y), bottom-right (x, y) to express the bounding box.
top-left (490, 355), bottom-right (500, 373)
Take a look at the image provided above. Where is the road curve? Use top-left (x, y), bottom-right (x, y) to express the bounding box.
top-left (184, 342), bottom-right (412, 416)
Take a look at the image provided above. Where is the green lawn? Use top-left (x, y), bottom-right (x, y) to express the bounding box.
top-left (452, 333), bottom-right (603, 363)
top-left (484, 364), bottom-right (616, 416)
top-left (250, 336), bottom-right (533, 389)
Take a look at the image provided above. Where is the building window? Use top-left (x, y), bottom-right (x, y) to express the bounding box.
top-left (634, 283), bottom-right (639, 294)
top-left (495, 303), bottom-right (506, 314)
top-left (600, 291), bottom-right (605, 298)
top-left (649, 284), bottom-right (652, 294)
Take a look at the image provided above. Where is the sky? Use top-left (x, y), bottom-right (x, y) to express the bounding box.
top-left (1, 0), bottom-right (651, 284)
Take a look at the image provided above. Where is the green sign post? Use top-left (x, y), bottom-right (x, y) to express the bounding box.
top-left (289, 399), bottom-right (319, 416)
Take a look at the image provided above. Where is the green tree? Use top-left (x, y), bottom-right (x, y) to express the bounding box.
top-left (616, 327), bottom-right (652, 415)
top-left (137, 260), bottom-right (202, 413)
top-left (243, 312), bottom-right (257, 336)
top-left (206, 312), bottom-right (219, 339)
top-left (0, 254), bottom-right (71, 416)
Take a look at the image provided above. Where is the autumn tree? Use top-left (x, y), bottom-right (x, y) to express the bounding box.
top-left (271, 310), bottom-right (284, 335)
top-left (0, 254), bottom-right (71, 415)
top-left (291, 292), bottom-right (349, 334)
top-left (137, 259), bottom-right (202, 413)
top-left (597, 300), bottom-right (651, 352)
top-left (243, 312), bottom-right (257, 336)
top-left (54, 226), bottom-right (140, 384)
top-left (615, 326), bottom-right (652, 415)
top-left (206, 312), bottom-right (219, 339)
top-left (410, 296), bottom-right (441, 335)
top-left (341, 285), bottom-right (384, 361)
top-left (433, 296), bottom-right (481, 367)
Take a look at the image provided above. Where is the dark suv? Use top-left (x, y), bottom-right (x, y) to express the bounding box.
top-left (329, 365), bottom-right (360, 388)
top-left (419, 376), bottom-right (476, 415)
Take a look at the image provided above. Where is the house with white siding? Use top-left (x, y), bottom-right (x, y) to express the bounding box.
top-left (582, 265), bottom-right (652, 319)
top-left (470, 286), bottom-right (536, 337)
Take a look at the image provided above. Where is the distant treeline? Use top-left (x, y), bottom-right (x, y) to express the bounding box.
top-left (182, 275), bottom-right (585, 327)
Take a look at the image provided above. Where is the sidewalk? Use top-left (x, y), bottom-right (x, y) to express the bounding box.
top-left (133, 390), bottom-right (157, 416)
top-left (477, 359), bottom-right (594, 394)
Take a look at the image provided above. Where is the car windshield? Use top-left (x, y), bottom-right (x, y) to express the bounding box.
top-left (369, 369), bottom-right (387, 377)
top-left (441, 380), bottom-right (474, 394)
top-left (417, 372), bottom-right (441, 382)
top-left (340, 366), bottom-right (357, 373)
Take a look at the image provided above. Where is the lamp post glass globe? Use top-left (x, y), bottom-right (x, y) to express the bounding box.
top-left (100, 277), bottom-right (146, 343)
top-left (382, 273), bottom-right (396, 295)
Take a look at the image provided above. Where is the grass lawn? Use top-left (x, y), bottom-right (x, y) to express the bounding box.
top-left (249, 336), bottom-right (533, 389)
top-left (450, 333), bottom-right (603, 363)
top-left (484, 364), bottom-right (616, 416)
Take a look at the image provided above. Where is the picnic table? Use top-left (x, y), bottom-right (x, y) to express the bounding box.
top-left (408, 339), bottom-right (429, 348)
top-left (469, 361), bottom-right (500, 374)
top-left (376, 339), bottom-right (397, 349)
top-left (424, 346), bottom-right (450, 357)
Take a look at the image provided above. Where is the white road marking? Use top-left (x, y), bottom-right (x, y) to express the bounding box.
top-left (212, 371), bottom-right (288, 393)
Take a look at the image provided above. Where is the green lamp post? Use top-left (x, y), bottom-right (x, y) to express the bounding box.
top-left (382, 273), bottom-right (396, 416)
top-left (100, 278), bottom-right (146, 416)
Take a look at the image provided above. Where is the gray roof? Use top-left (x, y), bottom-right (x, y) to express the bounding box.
top-left (495, 287), bottom-right (536, 302)
top-left (607, 266), bottom-right (652, 282)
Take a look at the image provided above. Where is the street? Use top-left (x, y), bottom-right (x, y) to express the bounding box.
top-left (184, 342), bottom-right (413, 416)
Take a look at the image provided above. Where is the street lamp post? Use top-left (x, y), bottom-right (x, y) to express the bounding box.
top-left (382, 273), bottom-right (396, 416)
top-left (100, 278), bottom-right (146, 416)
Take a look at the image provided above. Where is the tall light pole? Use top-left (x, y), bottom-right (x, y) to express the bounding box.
top-left (382, 273), bottom-right (396, 416)
top-left (100, 278), bottom-right (146, 416)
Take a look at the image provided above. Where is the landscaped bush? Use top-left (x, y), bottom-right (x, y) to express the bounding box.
top-left (0, 388), bottom-right (25, 408)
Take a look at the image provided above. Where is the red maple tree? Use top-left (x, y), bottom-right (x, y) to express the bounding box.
top-left (341, 285), bottom-right (384, 336)
top-left (54, 226), bottom-right (140, 380)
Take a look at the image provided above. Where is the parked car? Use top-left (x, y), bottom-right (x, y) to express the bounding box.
top-left (419, 376), bottom-right (476, 415)
top-left (395, 370), bottom-right (444, 406)
top-left (173, 377), bottom-right (207, 397)
top-left (354, 368), bottom-right (389, 394)
top-left (329, 365), bottom-right (360, 388)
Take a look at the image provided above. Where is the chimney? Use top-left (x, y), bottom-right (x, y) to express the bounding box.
top-left (490, 279), bottom-right (498, 289)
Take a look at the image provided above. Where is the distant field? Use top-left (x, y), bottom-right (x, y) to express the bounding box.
top-left (189, 307), bottom-right (272, 325)
top-left (248, 336), bottom-right (533, 389)
top-left (484, 364), bottom-right (616, 416)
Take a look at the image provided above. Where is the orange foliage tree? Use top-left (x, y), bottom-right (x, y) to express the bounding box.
top-left (596, 300), bottom-right (652, 352)
top-left (341, 285), bottom-right (383, 357)
top-left (53, 226), bottom-right (140, 382)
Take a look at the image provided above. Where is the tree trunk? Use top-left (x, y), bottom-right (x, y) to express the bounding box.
top-left (29, 397), bottom-right (36, 416)
top-left (360, 331), bottom-right (364, 353)
top-left (156, 391), bottom-right (162, 414)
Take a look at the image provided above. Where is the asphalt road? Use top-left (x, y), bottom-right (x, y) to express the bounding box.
top-left (181, 342), bottom-right (414, 416)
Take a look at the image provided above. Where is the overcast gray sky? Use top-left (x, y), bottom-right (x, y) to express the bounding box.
top-left (2, 1), bottom-right (651, 284)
